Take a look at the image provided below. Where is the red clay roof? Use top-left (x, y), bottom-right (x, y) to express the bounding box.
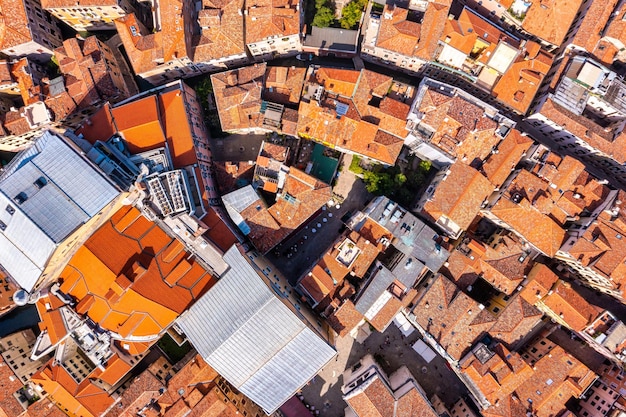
top-left (58, 206), bottom-right (217, 339)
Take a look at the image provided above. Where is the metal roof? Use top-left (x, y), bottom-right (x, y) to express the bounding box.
top-left (354, 264), bottom-right (396, 316)
top-left (222, 185), bottom-right (261, 235)
top-left (302, 26), bottom-right (359, 52)
top-left (0, 130), bottom-right (120, 291)
top-left (177, 246), bottom-right (336, 414)
top-left (357, 196), bottom-right (449, 272)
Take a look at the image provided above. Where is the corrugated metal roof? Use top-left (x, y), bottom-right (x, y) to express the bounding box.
top-left (177, 246), bottom-right (336, 414)
top-left (354, 265), bottom-right (396, 315)
top-left (0, 130), bottom-right (120, 291)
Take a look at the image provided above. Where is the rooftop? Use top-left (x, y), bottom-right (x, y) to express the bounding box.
top-left (411, 275), bottom-right (496, 360)
top-left (177, 245), bottom-right (336, 414)
top-left (245, 0), bottom-right (300, 44)
top-left (57, 205), bottom-right (217, 340)
top-left (263, 66), bottom-right (306, 106)
top-left (422, 163), bottom-right (494, 237)
top-left (211, 63), bottom-right (266, 132)
top-left (222, 168), bottom-right (331, 254)
top-left (352, 196), bottom-right (450, 273)
top-left (54, 37), bottom-right (128, 106)
top-left (303, 26), bottom-right (359, 52)
top-left (297, 68), bottom-right (408, 165)
top-left (521, 0), bottom-right (584, 47)
top-left (491, 42), bottom-right (553, 114)
top-left (375, 1), bottom-right (451, 61)
top-left (0, 130), bottom-right (120, 291)
top-left (0, 0), bottom-right (34, 51)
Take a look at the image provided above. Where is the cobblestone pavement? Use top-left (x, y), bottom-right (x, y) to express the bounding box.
top-left (300, 323), bottom-right (470, 416)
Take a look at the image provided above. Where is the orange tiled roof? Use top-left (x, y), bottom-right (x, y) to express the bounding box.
top-left (239, 168), bottom-right (331, 253)
top-left (327, 300), bottom-right (364, 337)
top-left (413, 275), bottom-right (495, 360)
top-left (245, 0), bottom-right (299, 44)
top-left (21, 397), bottom-right (67, 417)
top-left (193, 0), bottom-right (245, 62)
top-left (114, 14), bottom-right (163, 76)
top-left (376, 1), bottom-right (451, 61)
top-left (520, 263), bottom-right (559, 304)
top-left (58, 206), bottom-right (216, 339)
top-left (211, 63), bottom-right (266, 132)
top-left (492, 46), bottom-right (552, 114)
top-left (460, 344), bottom-right (533, 405)
top-left (297, 71), bottom-right (406, 165)
top-left (0, 0), bottom-right (34, 51)
top-left (263, 66), bottom-right (306, 105)
top-left (345, 375), bottom-right (395, 417)
top-left (539, 97), bottom-right (626, 164)
top-left (0, 355), bottom-right (26, 417)
top-left (570, 0), bottom-right (618, 56)
top-left (481, 129), bottom-right (533, 187)
top-left (54, 37), bottom-right (126, 105)
top-left (422, 163), bottom-right (494, 232)
top-left (521, 0), bottom-right (584, 46)
top-left (32, 359), bottom-right (115, 417)
top-left (488, 295), bottom-right (542, 346)
top-left (111, 95), bottom-right (166, 152)
top-left (489, 197), bottom-right (566, 257)
top-left (514, 345), bottom-right (596, 417)
top-left (542, 280), bottom-right (602, 331)
top-left (417, 88), bottom-right (500, 161)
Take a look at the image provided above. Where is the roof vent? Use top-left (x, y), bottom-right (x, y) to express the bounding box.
top-left (34, 176), bottom-right (48, 189)
top-left (14, 192), bottom-right (28, 205)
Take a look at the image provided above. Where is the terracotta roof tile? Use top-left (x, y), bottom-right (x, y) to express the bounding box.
top-left (0, 0), bottom-right (35, 50)
top-left (488, 197), bottom-right (566, 257)
top-left (263, 66), bottom-right (306, 105)
top-left (418, 89), bottom-right (500, 161)
top-left (413, 275), bottom-right (494, 360)
top-left (345, 376), bottom-right (395, 417)
top-left (481, 130), bottom-right (533, 187)
top-left (539, 97), bottom-right (626, 164)
top-left (0, 355), bottom-right (26, 417)
top-left (212, 63), bottom-right (266, 132)
top-left (422, 163), bottom-right (493, 233)
top-left (521, 0), bottom-right (585, 46)
top-left (542, 280), bottom-right (602, 331)
top-left (54, 37), bottom-right (128, 105)
top-left (327, 300), bottom-right (364, 337)
top-left (58, 205), bottom-right (217, 339)
top-left (236, 168), bottom-right (331, 253)
top-left (245, 0), bottom-right (299, 44)
top-left (492, 47), bottom-right (553, 114)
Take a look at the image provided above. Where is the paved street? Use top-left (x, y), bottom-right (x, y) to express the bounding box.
top-left (300, 322), bottom-right (470, 416)
top-left (208, 134), bottom-right (266, 162)
top-left (267, 155), bottom-right (373, 285)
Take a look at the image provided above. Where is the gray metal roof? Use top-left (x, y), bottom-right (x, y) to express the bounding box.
top-left (222, 185), bottom-right (260, 235)
top-left (0, 130), bottom-right (119, 291)
top-left (177, 246), bottom-right (336, 414)
top-left (303, 26), bottom-right (359, 52)
top-left (357, 196), bottom-right (449, 272)
top-left (354, 265), bottom-right (396, 316)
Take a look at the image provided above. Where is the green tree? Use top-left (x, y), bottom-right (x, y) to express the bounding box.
top-left (313, 5), bottom-right (334, 27)
top-left (339, 0), bottom-right (366, 29)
